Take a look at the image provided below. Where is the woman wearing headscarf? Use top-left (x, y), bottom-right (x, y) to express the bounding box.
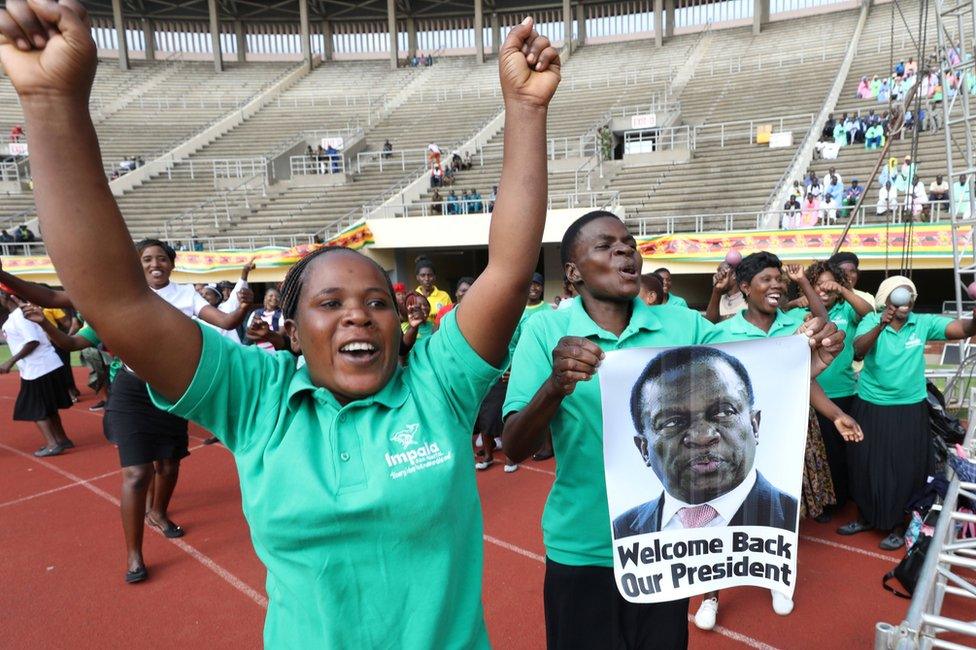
top-left (840, 276), bottom-right (976, 549)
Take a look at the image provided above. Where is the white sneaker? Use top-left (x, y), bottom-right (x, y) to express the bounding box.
top-left (771, 591), bottom-right (794, 616)
top-left (504, 463), bottom-right (519, 473)
top-left (694, 597), bottom-right (718, 630)
top-left (475, 460), bottom-right (491, 471)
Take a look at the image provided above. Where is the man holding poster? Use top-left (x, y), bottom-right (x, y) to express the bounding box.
top-left (601, 338), bottom-right (809, 606)
top-left (613, 346), bottom-right (799, 538)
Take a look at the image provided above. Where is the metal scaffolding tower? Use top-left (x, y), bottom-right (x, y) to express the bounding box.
top-left (939, 0), bottom-right (976, 318)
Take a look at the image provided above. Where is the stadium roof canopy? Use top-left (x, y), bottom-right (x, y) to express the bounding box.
top-left (84, 0), bottom-right (567, 22)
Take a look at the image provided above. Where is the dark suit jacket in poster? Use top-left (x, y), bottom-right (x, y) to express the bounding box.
top-left (612, 472), bottom-right (798, 539)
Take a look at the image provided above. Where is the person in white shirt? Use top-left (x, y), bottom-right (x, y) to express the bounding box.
top-left (821, 193), bottom-right (838, 223)
top-left (426, 142), bottom-right (442, 166)
top-left (244, 287), bottom-right (288, 353)
top-left (953, 174), bottom-right (971, 217)
top-left (877, 181), bottom-right (898, 215)
top-left (0, 292), bottom-right (74, 457)
top-left (906, 178), bottom-right (928, 217)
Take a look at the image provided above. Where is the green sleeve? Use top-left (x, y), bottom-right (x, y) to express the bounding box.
top-left (76, 324), bottom-right (101, 347)
top-left (855, 312), bottom-right (881, 338)
top-left (503, 314), bottom-right (553, 417)
top-left (148, 321), bottom-right (291, 454)
top-left (923, 314), bottom-right (953, 341)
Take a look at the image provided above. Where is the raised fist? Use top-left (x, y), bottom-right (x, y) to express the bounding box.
top-left (0, 0), bottom-right (97, 102)
top-left (499, 17), bottom-right (561, 109)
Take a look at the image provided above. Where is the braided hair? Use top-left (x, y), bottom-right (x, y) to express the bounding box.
top-left (279, 247), bottom-right (397, 322)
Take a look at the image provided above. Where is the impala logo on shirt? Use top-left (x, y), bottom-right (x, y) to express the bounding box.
top-left (390, 424), bottom-right (420, 448)
top-left (905, 333), bottom-right (923, 349)
top-left (385, 424), bottom-right (452, 479)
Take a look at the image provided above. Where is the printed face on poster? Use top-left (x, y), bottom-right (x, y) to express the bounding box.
top-left (600, 338), bottom-right (809, 603)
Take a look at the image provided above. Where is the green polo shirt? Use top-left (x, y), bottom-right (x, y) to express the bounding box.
top-left (665, 293), bottom-right (689, 309)
top-left (503, 298), bottom-right (718, 567)
top-left (510, 301), bottom-right (549, 357)
top-left (795, 301), bottom-right (861, 398)
top-left (75, 324), bottom-right (122, 382)
top-left (708, 308), bottom-right (805, 343)
top-left (855, 311), bottom-right (950, 405)
top-left (149, 312), bottom-right (502, 648)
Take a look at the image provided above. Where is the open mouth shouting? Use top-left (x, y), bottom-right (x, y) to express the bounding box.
top-left (338, 340), bottom-right (380, 365)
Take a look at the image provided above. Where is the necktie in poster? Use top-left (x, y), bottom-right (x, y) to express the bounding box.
top-left (600, 338), bottom-right (809, 603)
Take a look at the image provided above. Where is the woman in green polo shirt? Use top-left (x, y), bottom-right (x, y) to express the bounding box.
top-left (841, 276), bottom-right (976, 550)
top-left (2, 7), bottom-right (560, 646)
top-left (696, 252), bottom-right (862, 630)
top-left (800, 260), bottom-right (872, 517)
top-left (502, 226), bottom-right (844, 648)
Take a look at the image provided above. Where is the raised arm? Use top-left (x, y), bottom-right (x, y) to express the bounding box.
top-left (200, 286), bottom-right (253, 329)
top-left (705, 266), bottom-right (734, 324)
top-left (1, 0), bottom-right (201, 401)
top-left (453, 18), bottom-right (560, 367)
top-left (785, 264), bottom-right (827, 321)
top-left (945, 308), bottom-right (976, 340)
top-left (0, 260), bottom-right (73, 309)
top-left (854, 307), bottom-right (893, 360)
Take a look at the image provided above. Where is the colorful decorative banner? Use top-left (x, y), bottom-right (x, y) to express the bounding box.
top-left (636, 223), bottom-right (973, 262)
top-left (1, 222), bottom-right (373, 277)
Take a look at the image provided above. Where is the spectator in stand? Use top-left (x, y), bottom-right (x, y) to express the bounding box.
top-left (821, 193), bottom-right (838, 223)
top-left (450, 150), bottom-right (463, 171)
top-left (843, 277), bottom-right (976, 550)
top-left (426, 142), bottom-right (441, 166)
top-left (430, 163), bottom-right (443, 188)
top-left (469, 189), bottom-right (484, 213)
top-left (801, 193), bottom-right (821, 227)
top-left (0, 229), bottom-right (12, 243)
top-left (894, 155), bottom-right (916, 193)
top-left (9, 123), bottom-right (23, 142)
top-left (856, 76), bottom-right (871, 99)
top-left (430, 189), bottom-right (444, 215)
top-left (789, 179), bottom-right (805, 200)
top-left (876, 180), bottom-right (898, 216)
top-left (783, 195), bottom-right (801, 229)
top-left (446, 190), bottom-right (461, 215)
top-left (460, 189), bottom-right (473, 214)
top-left (906, 56), bottom-right (918, 76)
top-left (382, 139), bottom-right (393, 159)
top-left (654, 268), bottom-right (688, 308)
top-left (598, 126), bottom-right (613, 161)
top-left (906, 177), bottom-right (928, 218)
top-left (865, 109), bottom-right (880, 126)
top-left (425, 53), bottom-right (433, 66)
top-left (488, 185), bottom-right (497, 212)
top-left (841, 179), bottom-right (863, 218)
top-left (844, 114), bottom-right (863, 144)
top-left (462, 151), bottom-right (473, 171)
top-left (826, 175), bottom-right (844, 207)
top-left (15, 224), bottom-right (35, 243)
top-left (808, 175), bottom-right (823, 198)
top-left (833, 115), bottom-right (848, 146)
top-left (953, 174), bottom-right (971, 217)
top-left (443, 164), bottom-right (456, 186)
top-left (325, 144), bottom-right (340, 173)
top-left (877, 78), bottom-right (891, 102)
top-left (929, 175), bottom-right (950, 211)
top-left (894, 60), bottom-right (905, 77)
top-left (822, 114), bottom-right (836, 140)
top-left (824, 166), bottom-right (842, 186)
top-left (925, 95), bottom-right (943, 131)
top-left (865, 122), bottom-right (884, 149)
top-left (870, 75), bottom-right (882, 98)
top-left (414, 256), bottom-right (452, 322)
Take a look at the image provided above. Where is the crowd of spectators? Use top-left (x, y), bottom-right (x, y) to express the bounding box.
top-left (427, 186), bottom-right (495, 215)
top-left (109, 156), bottom-right (146, 180)
top-left (302, 144), bottom-right (342, 174)
top-left (408, 53), bottom-right (435, 67)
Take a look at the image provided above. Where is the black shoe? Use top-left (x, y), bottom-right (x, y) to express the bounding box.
top-left (879, 533), bottom-right (905, 551)
top-left (836, 520), bottom-right (872, 535)
top-left (202, 436), bottom-right (220, 445)
top-left (532, 450), bottom-right (554, 461)
top-left (814, 512), bottom-right (832, 523)
top-left (61, 439), bottom-right (75, 450)
top-left (125, 565), bottom-right (148, 584)
top-left (88, 400), bottom-right (106, 411)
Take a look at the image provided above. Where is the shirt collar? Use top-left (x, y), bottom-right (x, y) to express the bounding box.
top-left (661, 469), bottom-right (758, 528)
top-left (885, 311), bottom-right (918, 332)
top-left (286, 362), bottom-right (410, 411)
top-left (726, 309), bottom-right (795, 337)
top-left (567, 296), bottom-right (662, 341)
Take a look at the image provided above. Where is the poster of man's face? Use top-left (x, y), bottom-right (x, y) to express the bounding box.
top-left (600, 338), bottom-right (808, 603)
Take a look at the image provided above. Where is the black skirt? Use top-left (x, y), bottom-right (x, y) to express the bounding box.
top-left (13, 367), bottom-right (73, 422)
top-left (847, 398), bottom-right (932, 531)
top-left (103, 368), bottom-right (189, 468)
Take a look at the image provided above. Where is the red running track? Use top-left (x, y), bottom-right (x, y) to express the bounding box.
top-left (0, 370), bottom-right (968, 649)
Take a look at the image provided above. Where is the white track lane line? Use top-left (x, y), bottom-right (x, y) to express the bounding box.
top-left (482, 534), bottom-right (780, 649)
top-left (799, 535), bottom-right (899, 563)
top-left (0, 441), bottom-right (268, 609)
top-left (515, 463), bottom-right (556, 477)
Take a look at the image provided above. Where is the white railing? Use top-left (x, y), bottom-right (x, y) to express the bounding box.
top-left (0, 161), bottom-right (21, 183)
top-left (290, 155), bottom-right (345, 175)
top-left (692, 114), bottom-right (814, 147)
top-left (575, 154), bottom-right (604, 192)
top-left (168, 233), bottom-right (317, 252)
top-left (161, 173), bottom-right (268, 239)
top-left (624, 125), bottom-right (694, 152)
top-left (357, 148), bottom-right (430, 173)
top-left (210, 158), bottom-right (269, 184)
top-left (0, 242), bottom-right (46, 256)
top-left (628, 202), bottom-right (956, 236)
top-left (264, 127), bottom-right (364, 161)
top-left (382, 190), bottom-right (620, 219)
top-left (702, 43), bottom-right (836, 77)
